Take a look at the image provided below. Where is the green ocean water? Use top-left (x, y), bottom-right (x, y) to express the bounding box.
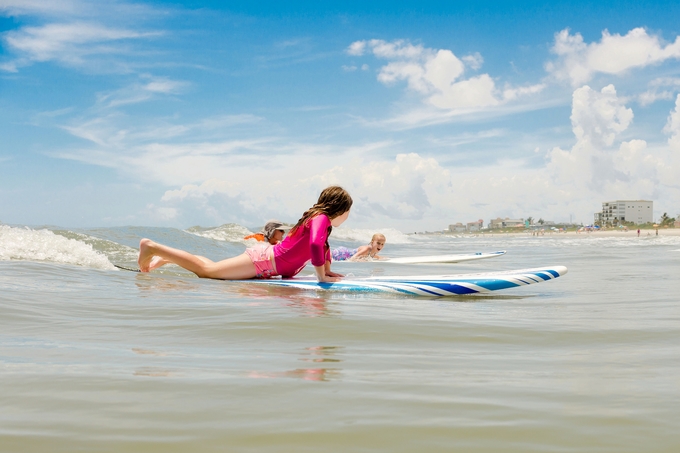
top-left (1, 224), bottom-right (679, 452)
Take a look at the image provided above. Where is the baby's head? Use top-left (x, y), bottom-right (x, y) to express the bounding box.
top-left (370, 233), bottom-right (386, 252)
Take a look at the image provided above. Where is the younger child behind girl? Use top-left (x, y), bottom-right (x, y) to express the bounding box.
top-left (331, 233), bottom-right (386, 261)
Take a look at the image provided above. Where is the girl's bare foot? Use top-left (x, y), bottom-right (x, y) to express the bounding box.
top-left (148, 256), bottom-right (169, 271)
top-left (138, 238), bottom-right (157, 272)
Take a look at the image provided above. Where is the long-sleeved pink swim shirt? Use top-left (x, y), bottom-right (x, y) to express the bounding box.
top-left (272, 214), bottom-right (331, 277)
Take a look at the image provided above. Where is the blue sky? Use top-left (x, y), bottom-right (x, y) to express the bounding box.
top-left (2, 0), bottom-right (680, 230)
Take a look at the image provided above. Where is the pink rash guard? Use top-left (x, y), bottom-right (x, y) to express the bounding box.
top-left (273, 214), bottom-right (332, 278)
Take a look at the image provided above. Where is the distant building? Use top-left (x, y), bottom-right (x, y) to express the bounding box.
top-left (467, 219), bottom-right (484, 231)
top-left (593, 212), bottom-right (602, 226)
top-left (596, 200), bottom-right (653, 225)
top-left (489, 217), bottom-right (524, 229)
top-left (448, 223), bottom-right (466, 233)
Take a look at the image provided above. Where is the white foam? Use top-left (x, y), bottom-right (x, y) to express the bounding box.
top-left (185, 223), bottom-right (254, 242)
top-left (330, 227), bottom-right (412, 244)
top-left (0, 225), bottom-right (115, 270)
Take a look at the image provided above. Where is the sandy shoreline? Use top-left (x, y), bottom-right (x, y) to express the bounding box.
top-left (461, 228), bottom-right (680, 238)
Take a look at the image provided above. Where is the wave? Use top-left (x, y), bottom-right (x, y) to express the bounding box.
top-left (183, 223), bottom-right (414, 245)
top-left (330, 227), bottom-right (412, 244)
top-left (0, 225), bottom-right (116, 270)
top-left (185, 223), bottom-right (254, 242)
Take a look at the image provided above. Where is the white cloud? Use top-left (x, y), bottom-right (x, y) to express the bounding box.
top-left (665, 94), bottom-right (680, 150)
top-left (638, 77), bottom-right (680, 106)
top-left (547, 84), bottom-right (680, 208)
top-left (162, 179), bottom-right (239, 202)
top-left (461, 52), bottom-right (483, 70)
top-left (92, 76), bottom-right (190, 108)
top-left (147, 205), bottom-right (178, 221)
top-left (347, 39), bottom-right (544, 111)
top-left (1, 21), bottom-right (161, 71)
top-left (346, 40), bottom-right (366, 56)
top-left (0, 0), bottom-right (82, 17)
top-left (547, 27), bottom-right (680, 86)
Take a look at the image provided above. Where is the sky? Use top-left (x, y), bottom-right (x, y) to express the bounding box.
top-left (1, 0), bottom-right (680, 231)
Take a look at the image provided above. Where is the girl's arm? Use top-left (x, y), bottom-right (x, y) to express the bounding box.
top-left (309, 216), bottom-right (342, 282)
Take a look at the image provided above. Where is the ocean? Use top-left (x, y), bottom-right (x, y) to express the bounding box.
top-left (1, 223), bottom-right (679, 452)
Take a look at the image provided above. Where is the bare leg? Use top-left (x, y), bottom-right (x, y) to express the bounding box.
top-left (138, 238), bottom-right (257, 279)
top-left (147, 254), bottom-right (213, 271)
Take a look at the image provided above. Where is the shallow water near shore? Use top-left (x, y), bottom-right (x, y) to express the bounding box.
top-left (1, 224), bottom-right (680, 452)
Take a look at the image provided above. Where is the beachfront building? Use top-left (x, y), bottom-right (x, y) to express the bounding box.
top-left (593, 212), bottom-right (602, 226)
top-left (467, 219), bottom-right (484, 231)
top-left (488, 217), bottom-right (525, 230)
top-left (596, 200), bottom-right (653, 226)
top-left (448, 223), bottom-right (466, 233)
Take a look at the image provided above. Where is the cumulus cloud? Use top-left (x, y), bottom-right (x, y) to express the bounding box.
top-left (346, 38), bottom-right (544, 111)
top-left (665, 94), bottom-right (680, 150)
top-left (547, 27), bottom-right (680, 86)
top-left (547, 84), bottom-right (680, 209)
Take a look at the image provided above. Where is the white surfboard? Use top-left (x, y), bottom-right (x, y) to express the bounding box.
top-left (249, 265), bottom-right (567, 297)
top-left (334, 250), bottom-right (506, 264)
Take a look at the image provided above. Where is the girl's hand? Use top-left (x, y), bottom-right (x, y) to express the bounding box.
top-left (325, 270), bottom-right (344, 278)
top-left (315, 265), bottom-right (343, 282)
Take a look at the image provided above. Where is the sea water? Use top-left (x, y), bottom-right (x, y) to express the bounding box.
top-left (1, 223), bottom-right (679, 452)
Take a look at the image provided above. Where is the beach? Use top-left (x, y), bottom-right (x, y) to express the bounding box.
top-left (475, 227), bottom-right (680, 238)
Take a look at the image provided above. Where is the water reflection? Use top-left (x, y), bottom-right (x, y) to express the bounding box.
top-left (134, 273), bottom-right (203, 294)
top-left (233, 284), bottom-right (340, 317)
top-left (249, 346), bottom-right (343, 382)
top-left (133, 367), bottom-right (176, 377)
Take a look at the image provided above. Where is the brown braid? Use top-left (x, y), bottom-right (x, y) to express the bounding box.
top-left (289, 186), bottom-right (353, 244)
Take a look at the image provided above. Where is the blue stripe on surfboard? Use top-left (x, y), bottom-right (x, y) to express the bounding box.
top-left (252, 266), bottom-right (568, 297)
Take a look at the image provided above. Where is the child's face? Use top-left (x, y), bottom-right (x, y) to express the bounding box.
top-left (371, 238), bottom-right (385, 252)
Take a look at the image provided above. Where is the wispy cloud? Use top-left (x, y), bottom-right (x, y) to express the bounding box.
top-left (1, 22), bottom-right (162, 72)
top-left (94, 75), bottom-right (190, 108)
top-left (638, 77), bottom-right (680, 105)
top-left (0, 0), bottom-right (84, 17)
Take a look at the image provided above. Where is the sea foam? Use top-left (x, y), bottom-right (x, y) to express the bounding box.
top-left (0, 225), bottom-right (115, 270)
top-left (330, 227), bottom-right (412, 244)
top-left (185, 223), bottom-right (254, 242)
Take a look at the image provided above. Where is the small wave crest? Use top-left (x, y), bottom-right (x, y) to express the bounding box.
top-left (331, 227), bottom-right (411, 244)
top-left (185, 223), bottom-right (254, 242)
top-left (0, 225), bottom-right (115, 270)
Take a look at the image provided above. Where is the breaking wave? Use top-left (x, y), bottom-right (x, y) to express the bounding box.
top-left (0, 225), bottom-right (116, 270)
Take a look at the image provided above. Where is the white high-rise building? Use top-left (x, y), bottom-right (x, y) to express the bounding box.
top-left (598, 200), bottom-right (653, 225)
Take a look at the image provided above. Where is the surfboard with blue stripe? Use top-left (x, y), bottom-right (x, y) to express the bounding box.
top-left (250, 266), bottom-right (568, 297)
top-left (334, 250), bottom-right (507, 264)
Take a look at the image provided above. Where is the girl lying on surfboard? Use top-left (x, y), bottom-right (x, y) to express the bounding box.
top-left (137, 186), bottom-right (352, 283)
top-left (332, 233), bottom-right (386, 261)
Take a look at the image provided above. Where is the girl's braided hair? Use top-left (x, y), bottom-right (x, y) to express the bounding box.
top-left (289, 186), bottom-right (353, 242)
